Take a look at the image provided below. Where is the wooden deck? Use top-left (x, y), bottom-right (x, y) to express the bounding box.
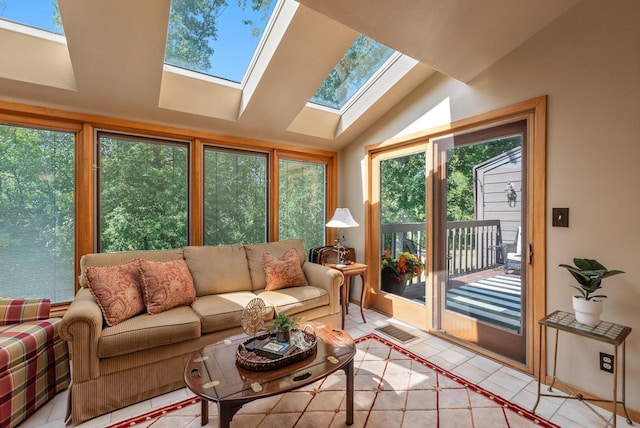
top-left (383, 267), bottom-right (523, 332)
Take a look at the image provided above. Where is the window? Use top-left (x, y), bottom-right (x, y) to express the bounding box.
top-left (164, 0), bottom-right (278, 83)
top-left (97, 133), bottom-right (189, 252)
top-left (310, 34), bottom-right (395, 110)
top-left (0, 0), bottom-right (64, 35)
top-left (278, 158), bottom-right (326, 249)
top-left (0, 123), bottom-right (74, 302)
top-left (203, 148), bottom-right (268, 245)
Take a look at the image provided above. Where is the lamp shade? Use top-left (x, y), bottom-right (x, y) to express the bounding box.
top-left (326, 208), bottom-right (359, 228)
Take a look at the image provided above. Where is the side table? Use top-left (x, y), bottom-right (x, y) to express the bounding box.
top-left (533, 310), bottom-right (632, 427)
top-left (325, 263), bottom-right (368, 328)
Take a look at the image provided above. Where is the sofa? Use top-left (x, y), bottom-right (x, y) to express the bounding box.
top-left (60, 239), bottom-right (343, 424)
top-left (0, 298), bottom-right (70, 428)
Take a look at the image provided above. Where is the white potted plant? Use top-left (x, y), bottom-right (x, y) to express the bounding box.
top-left (559, 258), bottom-right (625, 326)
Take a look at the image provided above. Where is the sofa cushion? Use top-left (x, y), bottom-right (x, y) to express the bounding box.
top-left (138, 259), bottom-right (196, 314)
top-left (183, 244), bottom-right (253, 296)
top-left (245, 239), bottom-right (307, 291)
top-left (85, 260), bottom-right (145, 326)
top-left (79, 248), bottom-right (184, 288)
top-left (98, 306), bottom-right (201, 358)
top-left (262, 248), bottom-right (309, 291)
top-left (256, 285), bottom-right (329, 317)
top-left (191, 292), bottom-right (274, 334)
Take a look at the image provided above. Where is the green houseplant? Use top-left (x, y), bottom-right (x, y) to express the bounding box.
top-left (381, 250), bottom-right (425, 295)
top-left (273, 311), bottom-right (295, 343)
top-left (559, 258), bottom-right (624, 326)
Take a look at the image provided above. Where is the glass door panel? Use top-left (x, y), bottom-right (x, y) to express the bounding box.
top-left (369, 147), bottom-right (430, 330)
top-left (434, 123), bottom-right (527, 363)
top-left (380, 153), bottom-right (427, 303)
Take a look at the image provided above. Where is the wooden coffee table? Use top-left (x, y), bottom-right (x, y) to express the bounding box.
top-left (184, 322), bottom-right (356, 427)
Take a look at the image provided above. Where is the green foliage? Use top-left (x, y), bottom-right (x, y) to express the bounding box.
top-left (273, 311), bottom-right (295, 330)
top-left (559, 258), bottom-right (625, 300)
top-left (204, 150), bottom-right (267, 245)
top-left (380, 153), bottom-right (426, 224)
top-left (0, 124), bottom-right (75, 301)
top-left (99, 136), bottom-right (188, 252)
top-left (278, 159), bottom-right (325, 249)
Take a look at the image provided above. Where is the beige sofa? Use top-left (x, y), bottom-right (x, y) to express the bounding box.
top-left (60, 239), bottom-right (343, 424)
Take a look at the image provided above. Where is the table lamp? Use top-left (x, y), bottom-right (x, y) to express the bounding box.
top-left (326, 208), bottom-right (359, 267)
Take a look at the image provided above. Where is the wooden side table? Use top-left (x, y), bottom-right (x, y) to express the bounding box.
top-left (533, 310), bottom-right (632, 427)
top-left (325, 263), bottom-right (368, 328)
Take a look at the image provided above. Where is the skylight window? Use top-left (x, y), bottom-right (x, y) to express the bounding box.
top-left (0, 0), bottom-right (63, 35)
top-left (310, 34), bottom-right (395, 110)
top-left (164, 0), bottom-right (278, 84)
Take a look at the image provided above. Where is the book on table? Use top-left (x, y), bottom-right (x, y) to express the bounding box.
top-left (254, 338), bottom-right (295, 359)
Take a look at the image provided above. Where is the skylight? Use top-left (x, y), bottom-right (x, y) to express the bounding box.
top-left (0, 0), bottom-right (63, 35)
top-left (164, 0), bottom-right (278, 84)
top-left (309, 34), bottom-right (395, 110)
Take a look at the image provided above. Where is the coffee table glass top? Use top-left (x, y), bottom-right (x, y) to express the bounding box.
top-left (185, 324), bottom-right (356, 401)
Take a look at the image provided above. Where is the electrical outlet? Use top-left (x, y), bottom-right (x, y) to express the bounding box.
top-left (599, 352), bottom-right (614, 373)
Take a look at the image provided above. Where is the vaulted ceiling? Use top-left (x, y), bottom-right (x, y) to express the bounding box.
top-left (0, 0), bottom-right (579, 150)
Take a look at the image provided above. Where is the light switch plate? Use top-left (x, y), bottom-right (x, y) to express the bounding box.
top-left (552, 208), bottom-right (569, 227)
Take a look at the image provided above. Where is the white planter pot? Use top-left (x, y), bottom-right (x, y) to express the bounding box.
top-left (572, 296), bottom-right (603, 326)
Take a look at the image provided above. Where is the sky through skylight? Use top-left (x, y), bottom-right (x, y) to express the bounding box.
top-left (0, 0), bottom-right (63, 35)
top-left (164, 0), bottom-right (278, 83)
top-left (310, 34), bottom-right (395, 110)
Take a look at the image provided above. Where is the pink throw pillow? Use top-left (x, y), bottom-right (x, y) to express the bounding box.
top-left (138, 259), bottom-right (196, 314)
top-left (85, 260), bottom-right (145, 327)
top-left (262, 248), bottom-right (308, 291)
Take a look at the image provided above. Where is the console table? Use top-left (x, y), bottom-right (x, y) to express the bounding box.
top-left (533, 310), bottom-right (632, 427)
top-left (324, 263), bottom-right (368, 328)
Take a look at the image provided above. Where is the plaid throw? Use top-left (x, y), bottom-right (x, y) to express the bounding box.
top-left (0, 299), bottom-right (50, 326)
top-left (0, 299), bottom-right (69, 428)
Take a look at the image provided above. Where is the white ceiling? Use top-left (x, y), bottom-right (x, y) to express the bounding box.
top-left (0, 0), bottom-right (579, 150)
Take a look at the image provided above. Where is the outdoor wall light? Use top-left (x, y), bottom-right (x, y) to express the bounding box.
top-left (506, 182), bottom-right (517, 207)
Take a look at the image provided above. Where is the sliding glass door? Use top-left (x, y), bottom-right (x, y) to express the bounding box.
top-left (433, 121), bottom-right (527, 363)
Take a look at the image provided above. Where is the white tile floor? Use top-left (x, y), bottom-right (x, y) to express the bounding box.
top-left (21, 304), bottom-right (631, 428)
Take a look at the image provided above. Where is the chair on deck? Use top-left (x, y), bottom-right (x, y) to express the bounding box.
top-left (0, 298), bottom-right (70, 428)
top-left (503, 226), bottom-right (522, 274)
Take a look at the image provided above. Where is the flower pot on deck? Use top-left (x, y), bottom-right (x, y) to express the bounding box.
top-left (381, 273), bottom-right (409, 296)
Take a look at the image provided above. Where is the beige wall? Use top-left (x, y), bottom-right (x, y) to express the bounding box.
top-left (340, 0), bottom-right (640, 411)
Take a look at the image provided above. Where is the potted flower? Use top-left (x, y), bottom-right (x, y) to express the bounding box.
top-left (272, 311), bottom-right (295, 343)
top-left (380, 250), bottom-right (425, 295)
top-left (559, 258), bottom-right (624, 326)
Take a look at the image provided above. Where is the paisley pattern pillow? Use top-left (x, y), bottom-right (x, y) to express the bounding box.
top-left (138, 259), bottom-right (196, 314)
top-left (262, 248), bottom-right (308, 291)
top-left (85, 260), bottom-right (145, 326)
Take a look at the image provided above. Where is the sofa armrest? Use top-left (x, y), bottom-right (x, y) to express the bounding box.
top-left (0, 298), bottom-right (51, 325)
top-left (303, 262), bottom-right (344, 314)
top-left (59, 288), bottom-right (103, 382)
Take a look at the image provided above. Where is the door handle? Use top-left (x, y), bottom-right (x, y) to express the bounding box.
top-left (528, 243), bottom-right (533, 264)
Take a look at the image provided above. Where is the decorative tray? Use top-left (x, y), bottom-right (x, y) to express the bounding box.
top-left (236, 328), bottom-right (317, 371)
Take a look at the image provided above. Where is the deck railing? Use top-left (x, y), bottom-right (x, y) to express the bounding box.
top-left (446, 220), bottom-right (502, 277)
top-left (381, 220), bottom-right (503, 280)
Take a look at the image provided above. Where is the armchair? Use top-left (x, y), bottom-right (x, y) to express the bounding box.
top-left (502, 226), bottom-right (522, 274)
top-left (0, 298), bottom-right (70, 428)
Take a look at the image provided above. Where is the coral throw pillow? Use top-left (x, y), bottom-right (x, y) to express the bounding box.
top-left (138, 259), bottom-right (196, 314)
top-left (262, 248), bottom-right (308, 291)
top-left (85, 260), bottom-right (145, 327)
